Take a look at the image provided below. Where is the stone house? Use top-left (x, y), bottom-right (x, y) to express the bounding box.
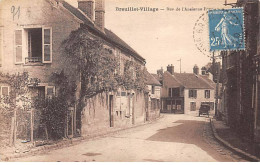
top-left (219, 0), bottom-right (260, 143)
top-left (0, 0), bottom-right (147, 144)
top-left (144, 70), bottom-right (161, 121)
top-left (161, 65), bottom-right (215, 114)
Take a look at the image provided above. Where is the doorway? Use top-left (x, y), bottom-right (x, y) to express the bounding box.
top-left (109, 95), bottom-right (114, 127)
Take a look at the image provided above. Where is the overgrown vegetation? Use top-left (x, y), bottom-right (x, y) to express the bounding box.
top-left (0, 26), bottom-right (147, 143)
top-left (34, 71), bottom-right (77, 140)
top-left (62, 27), bottom-right (146, 95)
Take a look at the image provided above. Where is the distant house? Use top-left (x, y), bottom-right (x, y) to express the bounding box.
top-left (161, 65), bottom-right (215, 114)
top-left (145, 70), bottom-right (161, 121)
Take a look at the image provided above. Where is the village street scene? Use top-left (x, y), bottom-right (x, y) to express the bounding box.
top-left (0, 0), bottom-right (260, 162)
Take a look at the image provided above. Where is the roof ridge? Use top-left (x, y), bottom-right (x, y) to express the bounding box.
top-left (165, 71), bottom-right (183, 87)
top-left (198, 75), bottom-right (215, 89)
top-left (60, 0), bottom-right (145, 63)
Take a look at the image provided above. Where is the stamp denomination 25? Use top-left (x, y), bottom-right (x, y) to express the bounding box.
top-left (208, 8), bottom-right (245, 51)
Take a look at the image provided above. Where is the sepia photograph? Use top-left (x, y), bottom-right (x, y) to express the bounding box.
top-left (0, 0), bottom-right (259, 162)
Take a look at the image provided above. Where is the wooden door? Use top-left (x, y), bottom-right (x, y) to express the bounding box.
top-left (109, 95), bottom-right (114, 127)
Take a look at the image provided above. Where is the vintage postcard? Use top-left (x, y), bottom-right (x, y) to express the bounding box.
top-left (0, 0), bottom-right (259, 162)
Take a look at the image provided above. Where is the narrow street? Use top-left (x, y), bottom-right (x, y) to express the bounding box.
top-left (12, 114), bottom-right (247, 162)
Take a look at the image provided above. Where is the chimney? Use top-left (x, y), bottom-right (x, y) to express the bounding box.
top-left (167, 64), bottom-right (174, 75)
top-left (201, 67), bottom-right (208, 75)
top-left (78, 0), bottom-right (95, 21)
top-left (95, 0), bottom-right (105, 31)
top-left (157, 67), bottom-right (163, 78)
top-left (193, 65), bottom-right (199, 75)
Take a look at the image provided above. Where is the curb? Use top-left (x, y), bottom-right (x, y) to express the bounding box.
top-left (210, 118), bottom-right (260, 162)
top-left (1, 115), bottom-right (164, 162)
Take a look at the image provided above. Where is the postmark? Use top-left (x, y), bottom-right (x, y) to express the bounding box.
top-left (208, 8), bottom-right (245, 51)
top-left (193, 11), bottom-right (213, 58)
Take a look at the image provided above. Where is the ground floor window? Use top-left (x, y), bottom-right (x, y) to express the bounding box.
top-left (35, 85), bottom-right (55, 100)
top-left (0, 86), bottom-right (9, 104)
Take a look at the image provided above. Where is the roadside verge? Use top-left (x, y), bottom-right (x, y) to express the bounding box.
top-left (210, 118), bottom-right (260, 162)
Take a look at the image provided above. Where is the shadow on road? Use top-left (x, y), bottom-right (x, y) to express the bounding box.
top-left (146, 120), bottom-right (232, 162)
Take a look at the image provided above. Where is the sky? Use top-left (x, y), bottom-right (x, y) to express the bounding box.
top-left (67, 0), bottom-right (237, 74)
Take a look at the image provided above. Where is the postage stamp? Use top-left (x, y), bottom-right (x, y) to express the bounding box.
top-left (208, 8), bottom-right (245, 51)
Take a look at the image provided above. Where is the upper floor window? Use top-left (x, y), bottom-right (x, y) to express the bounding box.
top-left (168, 88), bottom-right (180, 97)
top-left (15, 27), bottom-right (52, 64)
top-left (205, 90), bottom-right (210, 98)
top-left (172, 88), bottom-right (180, 97)
top-left (189, 89), bottom-right (197, 98)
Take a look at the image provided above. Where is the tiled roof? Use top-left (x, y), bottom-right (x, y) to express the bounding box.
top-left (145, 70), bottom-right (161, 86)
top-left (172, 72), bottom-right (214, 89)
top-left (200, 75), bottom-right (216, 88)
top-left (164, 71), bottom-right (215, 89)
top-left (60, 1), bottom-right (145, 63)
top-left (151, 73), bottom-right (162, 82)
top-left (164, 71), bottom-right (183, 88)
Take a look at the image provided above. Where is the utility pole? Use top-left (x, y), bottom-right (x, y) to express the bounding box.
top-left (212, 51), bottom-right (220, 118)
top-left (177, 58), bottom-right (182, 73)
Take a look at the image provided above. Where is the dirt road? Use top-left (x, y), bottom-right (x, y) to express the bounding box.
top-left (12, 114), bottom-right (247, 162)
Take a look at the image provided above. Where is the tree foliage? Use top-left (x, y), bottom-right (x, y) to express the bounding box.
top-left (62, 27), bottom-right (147, 99)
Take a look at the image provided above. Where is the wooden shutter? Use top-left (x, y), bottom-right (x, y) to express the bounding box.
top-left (15, 30), bottom-right (22, 63)
top-left (42, 28), bottom-right (52, 63)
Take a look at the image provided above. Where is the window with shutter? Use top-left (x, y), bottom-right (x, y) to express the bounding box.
top-left (42, 28), bottom-right (52, 63)
top-left (189, 90), bottom-right (192, 98)
top-left (189, 89), bottom-right (197, 98)
top-left (15, 30), bottom-right (23, 63)
top-left (205, 90), bottom-right (210, 98)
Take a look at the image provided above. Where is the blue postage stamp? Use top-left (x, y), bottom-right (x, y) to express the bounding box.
top-left (208, 8), bottom-right (245, 51)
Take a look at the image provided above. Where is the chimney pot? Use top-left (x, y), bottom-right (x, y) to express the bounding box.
top-left (193, 65), bottom-right (199, 75)
top-left (167, 64), bottom-right (174, 75)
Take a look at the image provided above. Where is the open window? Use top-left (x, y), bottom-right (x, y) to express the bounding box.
top-left (45, 86), bottom-right (55, 99)
top-left (15, 27), bottom-right (52, 64)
